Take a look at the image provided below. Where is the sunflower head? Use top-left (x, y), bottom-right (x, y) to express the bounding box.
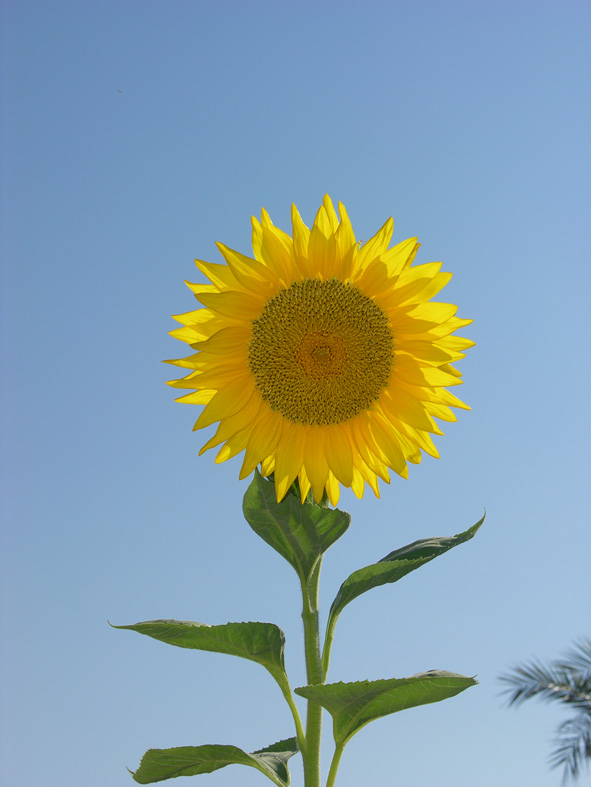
top-left (167, 195), bottom-right (473, 505)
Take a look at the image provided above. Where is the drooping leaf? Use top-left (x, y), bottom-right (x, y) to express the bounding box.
top-left (131, 737), bottom-right (299, 785)
top-left (242, 470), bottom-right (351, 581)
top-left (112, 620), bottom-right (286, 680)
top-left (295, 672), bottom-right (476, 746)
top-left (327, 514), bottom-right (484, 629)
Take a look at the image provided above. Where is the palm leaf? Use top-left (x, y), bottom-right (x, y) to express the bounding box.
top-left (550, 713), bottom-right (591, 783)
top-left (499, 638), bottom-right (591, 782)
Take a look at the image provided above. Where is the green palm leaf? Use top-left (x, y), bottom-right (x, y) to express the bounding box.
top-left (500, 638), bottom-right (591, 782)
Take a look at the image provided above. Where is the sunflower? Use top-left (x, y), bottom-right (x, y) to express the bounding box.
top-left (167, 196), bottom-right (473, 505)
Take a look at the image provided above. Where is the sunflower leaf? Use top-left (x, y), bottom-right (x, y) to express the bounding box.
top-left (295, 673), bottom-right (476, 747)
top-left (112, 619), bottom-right (286, 680)
top-left (243, 470), bottom-right (351, 581)
top-left (131, 737), bottom-right (299, 785)
top-left (327, 513), bottom-right (484, 629)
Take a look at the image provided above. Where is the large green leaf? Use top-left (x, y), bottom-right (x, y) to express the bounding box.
top-left (327, 514), bottom-right (484, 629)
top-left (295, 672), bottom-right (476, 746)
top-left (131, 737), bottom-right (299, 785)
top-left (242, 470), bottom-right (351, 581)
top-left (112, 620), bottom-right (286, 680)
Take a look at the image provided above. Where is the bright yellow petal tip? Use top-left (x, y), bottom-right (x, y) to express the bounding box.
top-left (168, 196), bottom-right (473, 503)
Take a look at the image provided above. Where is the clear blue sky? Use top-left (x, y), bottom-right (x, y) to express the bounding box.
top-left (1, 2), bottom-right (589, 786)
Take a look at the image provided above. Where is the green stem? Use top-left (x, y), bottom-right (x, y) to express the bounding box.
top-left (325, 742), bottom-right (345, 787)
top-left (274, 672), bottom-right (307, 757)
top-left (320, 610), bottom-right (339, 681)
top-left (301, 560), bottom-right (323, 787)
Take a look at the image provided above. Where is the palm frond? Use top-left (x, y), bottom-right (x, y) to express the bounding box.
top-left (500, 638), bottom-right (591, 710)
top-left (499, 662), bottom-right (591, 709)
top-left (549, 712), bottom-right (591, 782)
top-left (556, 639), bottom-right (591, 676)
top-left (499, 638), bottom-right (591, 782)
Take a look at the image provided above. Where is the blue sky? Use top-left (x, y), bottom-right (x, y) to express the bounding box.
top-left (1, 1), bottom-right (589, 786)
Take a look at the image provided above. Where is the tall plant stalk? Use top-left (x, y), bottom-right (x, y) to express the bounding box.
top-left (301, 561), bottom-right (324, 786)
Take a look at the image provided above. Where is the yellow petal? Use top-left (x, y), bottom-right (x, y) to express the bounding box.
top-left (393, 353), bottom-right (463, 387)
top-left (394, 339), bottom-right (456, 365)
top-left (379, 265), bottom-right (451, 309)
top-left (309, 205), bottom-right (337, 279)
top-left (172, 305), bottom-right (222, 334)
top-left (322, 194), bottom-right (339, 232)
top-left (173, 389), bottom-right (216, 405)
top-left (350, 416), bottom-right (391, 482)
top-left (260, 208), bottom-right (294, 254)
top-left (379, 237), bottom-right (419, 277)
top-left (335, 201), bottom-right (357, 279)
top-left (215, 242), bottom-right (279, 297)
top-left (169, 325), bottom-right (208, 344)
top-left (353, 258), bottom-right (397, 298)
top-left (291, 203), bottom-right (310, 275)
top-left (298, 465), bottom-right (312, 503)
top-left (274, 425), bottom-right (306, 501)
top-left (240, 408), bottom-right (283, 479)
top-left (193, 375), bottom-right (254, 429)
top-left (403, 271), bottom-right (453, 306)
top-left (169, 362), bottom-right (247, 390)
top-left (441, 362), bottom-right (462, 378)
top-left (397, 379), bottom-right (470, 410)
top-left (379, 387), bottom-right (440, 434)
top-left (367, 413), bottom-right (408, 475)
top-left (411, 302), bottom-right (458, 322)
top-left (261, 455), bottom-right (275, 476)
top-left (183, 282), bottom-right (220, 297)
top-left (216, 428), bottom-right (250, 463)
top-left (304, 426), bottom-right (329, 502)
top-left (394, 419), bottom-right (440, 459)
top-left (170, 308), bottom-right (210, 326)
top-left (199, 390), bottom-right (262, 453)
top-left (354, 454), bottom-right (382, 497)
top-left (350, 465), bottom-right (366, 499)
top-left (251, 215), bottom-right (264, 262)
top-left (196, 290), bottom-right (264, 321)
top-left (260, 224), bottom-right (294, 286)
top-left (421, 316), bottom-right (473, 339)
top-left (392, 261), bottom-right (443, 286)
top-left (193, 259), bottom-right (240, 292)
top-left (191, 325), bottom-right (251, 356)
top-left (438, 335), bottom-right (476, 352)
top-left (163, 352), bottom-right (206, 370)
top-left (424, 401), bottom-right (457, 422)
top-left (357, 217), bottom-right (394, 269)
top-left (325, 471), bottom-right (341, 506)
top-left (323, 425), bottom-right (354, 487)
top-left (385, 424), bottom-right (420, 466)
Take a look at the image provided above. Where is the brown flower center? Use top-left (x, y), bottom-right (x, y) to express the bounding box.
top-left (248, 278), bottom-right (393, 425)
